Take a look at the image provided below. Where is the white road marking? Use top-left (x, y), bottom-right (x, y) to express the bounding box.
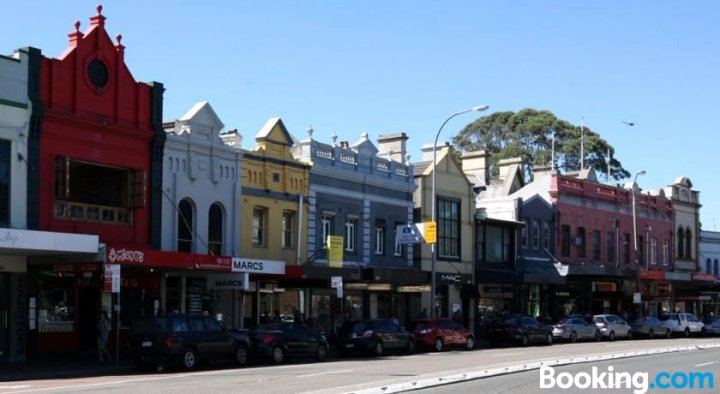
top-left (297, 369), bottom-right (354, 378)
top-left (491, 352), bottom-right (525, 357)
top-left (0, 386), bottom-right (31, 390)
top-left (605, 344), bottom-right (629, 347)
top-left (694, 361), bottom-right (717, 367)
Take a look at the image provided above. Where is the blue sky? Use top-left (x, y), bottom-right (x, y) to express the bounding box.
top-left (3, 1), bottom-right (719, 228)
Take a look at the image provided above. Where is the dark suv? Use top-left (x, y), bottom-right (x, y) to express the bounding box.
top-left (129, 314), bottom-right (250, 371)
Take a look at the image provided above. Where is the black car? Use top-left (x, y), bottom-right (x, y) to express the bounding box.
top-left (249, 322), bottom-right (329, 364)
top-left (335, 319), bottom-right (415, 357)
top-left (486, 315), bottom-right (553, 347)
top-left (128, 314), bottom-right (250, 371)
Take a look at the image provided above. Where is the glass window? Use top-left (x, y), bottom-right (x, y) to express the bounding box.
top-left (208, 203), bottom-right (223, 255)
top-left (0, 139), bottom-right (9, 226)
top-left (394, 222), bottom-right (404, 257)
top-left (476, 224), bottom-right (485, 262)
top-left (542, 222), bottom-right (550, 250)
top-left (204, 318), bottom-right (221, 332)
top-left (531, 220), bottom-right (540, 250)
top-left (252, 207), bottom-right (267, 247)
top-left (345, 217), bottom-right (357, 252)
top-left (321, 215), bottom-right (334, 248)
top-left (685, 228), bottom-right (692, 260)
top-left (715, 259), bottom-right (719, 276)
top-left (677, 226), bottom-right (685, 259)
top-left (438, 198), bottom-right (460, 259)
top-left (663, 239), bottom-right (669, 265)
top-left (623, 233), bottom-right (631, 264)
top-left (607, 231), bottom-right (616, 263)
top-left (178, 199), bottom-right (194, 252)
top-left (651, 238), bottom-right (658, 265)
top-left (282, 210), bottom-right (295, 248)
top-left (592, 230), bottom-right (601, 260)
top-left (486, 226), bottom-right (503, 263)
top-left (576, 227), bottom-right (586, 258)
top-left (707, 258), bottom-right (713, 273)
top-left (561, 225), bottom-right (571, 257)
top-left (172, 317), bottom-right (190, 333)
top-left (375, 223), bottom-right (385, 255)
top-left (191, 318), bottom-right (205, 332)
top-left (521, 220), bottom-right (529, 249)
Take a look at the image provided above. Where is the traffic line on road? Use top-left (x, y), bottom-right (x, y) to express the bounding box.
top-left (491, 352), bottom-right (525, 357)
top-left (298, 369), bottom-right (354, 378)
top-left (0, 386), bottom-right (30, 390)
top-left (694, 361), bottom-right (717, 367)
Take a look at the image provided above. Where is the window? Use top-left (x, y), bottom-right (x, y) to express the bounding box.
top-left (677, 227), bottom-right (685, 259)
top-left (623, 233), bottom-right (631, 264)
top-left (607, 231), bottom-right (616, 263)
top-left (476, 224), bottom-right (485, 262)
top-left (637, 235), bottom-right (644, 265)
top-left (374, 220), bottom-right (385, 255)
top-left (394, 222), bottom-right (404, 257)
top-left (651, 237), bottom-right (658, 265)
top-left (321, 215), bottom-right (334, 248)
top-left (345, 217), bottom-right (357, 252)
top-left (592, 230), bottom-right (601, 260)
top-left (0, 140), bottom-right (9, 226)
top-left (282, 210), bottom-right (295, 248)
top-left (685, 228), bottom-right (692, 260)
top-left (438, 198), bottom-right (460, 259)
top-left (576, 227), bottom-right (586, 258)
top-left (542, 222), bottom-right (550, 250)
top-left (531, 220), bottom-right (540, 251)
top-left (663, 239), bottom-right (669, 265)
top-left (521, 220), bottom-right (529, 249)
top-left (208, 203), bottom-right (223, 255)
top-left (252, 207), bottom-right (267, 247)
top-left (707, 258), bottom-right (712, 273)
top-left (177, 199), bottom-right (194, 252)
top-left (715, 259), bottom-right (719, 276)
top-left (560, 225), bottom-right (571, 257)
top-left (484, 225), bottom-right (513, 263)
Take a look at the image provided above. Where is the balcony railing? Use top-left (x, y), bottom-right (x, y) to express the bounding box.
top-left (55, 201), bottom-right (132, 224)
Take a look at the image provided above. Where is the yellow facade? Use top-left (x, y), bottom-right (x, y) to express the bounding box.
top-left (240, 118), bottom-right (309, 264)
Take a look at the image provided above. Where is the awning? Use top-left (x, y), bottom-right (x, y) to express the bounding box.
top-left (520, 258), bottom-right (566, 285)
top-left (475, 268), bottom-right (522, 284)
top-left (0, 228), bottom-right (98, 256)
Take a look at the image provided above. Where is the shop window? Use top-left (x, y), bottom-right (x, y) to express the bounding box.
top-left (252, 207), bottom-right (267, 247)
top-left (374, 220), bottom-right (385, 255)
top-left (282, 210), bottom-right (295, 248)
top-left (531, 220), bottom-right (540, 251)
top-left (177, 199), bottom-right (194, 252)
top-left (438, 198), bottom-right (460, 259)
top-left (208, 203), bottom-right (224, 255)
top-left (37, 287), bottom-right (75, 333)
top-left (321, 214), bottom-right (334, 248)
top-left (592, 230), bottom-right (601, 260)
top-left (0, 139), bottom-right (9, 226)
top-left (560, 225), bottom-right (571, 257)
top-left (54, 157), bottom-right (144, 224)
top-left (345, 217), bottom-right (357, 252)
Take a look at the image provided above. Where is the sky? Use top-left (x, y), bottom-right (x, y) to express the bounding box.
top-left (3, 1), bottom-right (719, 228)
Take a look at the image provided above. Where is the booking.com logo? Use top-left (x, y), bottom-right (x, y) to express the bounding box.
top-left (540, 365), bottom-right (715, 394)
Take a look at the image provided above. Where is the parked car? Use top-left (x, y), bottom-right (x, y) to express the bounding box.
top-left (658, 312), bottom-right (705, 337)
top-left (629, 316), bottom-right (671, 339)
top-left (248, 322), bottom-right (328, 364)
top-left (486, 315), bottom-right (553, 347)
top-left (702, 317), bottom-right (720, 336)
top-left (406, 318), bottom-right (474, 351)
top-left (552, 317), bottom-right (601, 343)
top-left (592, 314), bottom-right (633, 341)
top-left (336, 319), bottom-right (415, 357)
top-left (128, 314), bottom-right (250, 371)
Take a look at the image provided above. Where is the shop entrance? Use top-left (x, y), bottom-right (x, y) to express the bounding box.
top-left (77, 286), bottom-right (100, 351)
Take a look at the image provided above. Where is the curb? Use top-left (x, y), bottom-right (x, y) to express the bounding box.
top-left (346, 342), bottom-right (720, 394)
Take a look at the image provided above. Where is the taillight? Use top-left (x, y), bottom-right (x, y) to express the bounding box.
top-left (262, 333), bottom-right (275, 344)
top-left (362, 330), bottom-right (374, 338)
top-left (164, 335), bottom-right (173, 349)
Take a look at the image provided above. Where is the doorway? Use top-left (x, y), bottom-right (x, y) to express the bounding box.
top-left (77, 286), bottom-right (100, 351)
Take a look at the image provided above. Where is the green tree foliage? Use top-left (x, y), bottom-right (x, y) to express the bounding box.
top-left (452, 108), bottom-right (630, 181)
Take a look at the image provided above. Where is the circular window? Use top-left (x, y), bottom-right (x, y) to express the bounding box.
top-left (87, 59), bottom-right (109, 88)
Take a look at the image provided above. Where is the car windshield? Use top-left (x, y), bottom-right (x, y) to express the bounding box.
top-left (593, 317), bottom-right (604, 323)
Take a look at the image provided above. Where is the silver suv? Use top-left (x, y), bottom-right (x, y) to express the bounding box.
top-left (658, 313), bottom-right (705, 337)
top-left (592, 314), bottom-right (633, 341)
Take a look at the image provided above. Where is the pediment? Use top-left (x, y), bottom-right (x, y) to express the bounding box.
top-left (255, 117), bottom-right (294, 147)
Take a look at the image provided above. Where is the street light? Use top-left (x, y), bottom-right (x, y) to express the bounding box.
top-left (430, 104), bottom-right (489, 319)
top-left (632, 170), bottom-right (646, 315)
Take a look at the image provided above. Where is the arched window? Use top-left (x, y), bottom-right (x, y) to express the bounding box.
top-left (685, 228), bottom-right (692, 260)
top-left (707, 258), bottom-right (713, 274)
top-left (715, 259), bottom-right (719, 276)
top-left (677, 227), bottom-right (685, 259)
top-left (177, 199), bottom-right (194, 252)
top-left (208, 203), bottom-right (224, 255)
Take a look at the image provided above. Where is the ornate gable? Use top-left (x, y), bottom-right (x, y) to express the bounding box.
top-left (255, 117), bottom-right (294, 147)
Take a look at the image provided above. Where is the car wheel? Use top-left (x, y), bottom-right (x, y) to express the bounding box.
top-left (648, 329), bottom-right (654, 340)
top-left (665, 329), bottom-right (672, 339)
top-left (271, 346), bottom-right (285, 364)
top-left (406, 339), bottom-right (416, 354)
top-left (315, 344), bottom-right (328, 361)
top-left (373, 341), bottom-right (384, 357)
top-left (627, 331), bottom-right (633, 340)
top-left (609, 331), bottom-right (615, 341)
top-left (181, 347), bottom-right (197, 370)
top-left (465, 336), bottom-right (475, 350)
top-left (434, 338), bottom-right (445, 352)
top-left (569, 331), bottom-right (577, 343)
top-left (684, 328), bottom-right (690, 338)
top-left (235, 344), bottom-right (248, 366)
top-left (521, 334), bottom-right (530, 347)
top-left (595, 330), bottom-right (601, 342)
top-left (546, 333), bottom-right (553, 346)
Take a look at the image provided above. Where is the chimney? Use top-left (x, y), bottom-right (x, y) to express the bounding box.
top-left (461, 151), bottom-right (490, 185)
top-left (340, 141), bottom-right (350, 149)
top-left (421, 142), bottom-right (449, 162)
top-left (496, 157), bottom-right (524, 182)
top-left (377, 133), bottom-right (408, 162)
top-left (220, 129), bottom-right (243, 150)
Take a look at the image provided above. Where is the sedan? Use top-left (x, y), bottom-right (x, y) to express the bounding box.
top-left (703, 317), bottom-right (720, 336)
top-left (336, 319), bottom-right (415, 357)
top-left (629, 316), bottom-right (671, 339)
top-left (486, 316), bottom-right (553, 347)
top-left (552, 317), bottom-right (601, 343)
top-left (407, 318), bottom-right (474, 351)
top-left (592, 314), bottom-right (633, 341)
top-left (249, 322), bottom-right (329, 364)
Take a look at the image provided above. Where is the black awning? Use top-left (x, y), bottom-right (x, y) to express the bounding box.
top-left (520, 259), bottom-right (566, 285)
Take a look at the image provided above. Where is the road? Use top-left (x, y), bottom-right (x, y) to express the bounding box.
top-left (416, 348), bottom-right (720, 394)
top-left (1, 337), bottom-right (719, 394)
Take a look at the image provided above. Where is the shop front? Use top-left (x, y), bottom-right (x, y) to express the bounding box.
top-left (229, 257), bottom-right (286, 328)
top-left (638, 269), bottom-right (668, 316)
top-left (665, 271), bottom-right (694, 314)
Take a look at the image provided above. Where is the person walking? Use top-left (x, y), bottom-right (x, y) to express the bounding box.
top-left (97, 311), bottom-right (112, 362)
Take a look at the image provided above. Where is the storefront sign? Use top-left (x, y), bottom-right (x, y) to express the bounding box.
top-left (436, 273), bottom-right (471, 285)
top-left (104, 264), bottom-right (121, 293)
top-left (692, 272), bottom-right (718, 282)
top-left (207, 273), bottom-right (249, 290)
top-left (231, 258), bottom-right (285, 274)
top-left (106, 246), bottom-right (232, 271)
top-left (327, 235), bottom-right (344, 268)
top-left (664, 272), bottom-right (692, 282)
top-left (638, 270), bottom-right (665, 280)
top-left (592, 281), bottom-right (617, 292)
top-left (0, 228), bottom-right (98, 254)
top-left (396, 285), bottom-right (431, 293)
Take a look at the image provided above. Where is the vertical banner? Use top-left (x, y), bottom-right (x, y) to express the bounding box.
top-left (327, 235), bottom-right (344, 268)
top-left (104, 264), bottom-right (121, 293)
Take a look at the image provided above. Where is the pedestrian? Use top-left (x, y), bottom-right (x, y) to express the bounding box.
top-left (97, 311), bottom-right (112, 362)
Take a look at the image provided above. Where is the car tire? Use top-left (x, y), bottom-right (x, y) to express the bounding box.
top-left (406, 339), bottom-right (416, 354)
top-left (609, 331), bottom-right (615, 341)
top-left (665, 329), bottom-right (672, 339)
top-left (235, 344), bottom-right (248, 366)
top-left (373, 341), bottom-right (384, 357)
top-left (315, 344), bottom-right (328, 361)
top-left (684, 328), bottom-right (690, 338)
top-left (648, 329), bottom-right (654, 340)
top-left (271, 346), bottom-right (285, 364)
top-left (570, 331), bottom-right (577, 343)
top-left (594, 330), bottom-right (601, 342)
top-left (465, 336), bottom-right (475, 350)
top-left (627, 331), bottom-right (633, 340)
top-left (434, 338), bottom-right (445, 352)
top-left (181, 347), bottom-right (197, 371)
top-left (546, 333), bottom-right (553, 346)
top-left (521, 334), bottom-right (530, 347)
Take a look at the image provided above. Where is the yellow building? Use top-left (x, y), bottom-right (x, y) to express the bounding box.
top-left (240, 118), bottom-right (310, 323)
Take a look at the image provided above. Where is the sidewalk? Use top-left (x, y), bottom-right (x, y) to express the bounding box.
top-left (1, 351), bottom-right (135, 382)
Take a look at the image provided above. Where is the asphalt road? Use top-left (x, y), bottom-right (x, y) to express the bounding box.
top-left (416, 348), bottom-right (720, 394)
top-left (1, 337), bottom-right (719, 394)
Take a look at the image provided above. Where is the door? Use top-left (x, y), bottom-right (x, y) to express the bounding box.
top-left (0, 274), bottom-right (9, 361)
top-left (203, 317), bottom-right (231, 356)
top-left (77, 286), bottom-right (100, 351)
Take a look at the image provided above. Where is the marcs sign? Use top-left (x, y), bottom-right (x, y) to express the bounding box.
top-left (232, 258), bottom-right (285, 274)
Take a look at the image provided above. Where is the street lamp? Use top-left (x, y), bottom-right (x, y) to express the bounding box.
top-left (430, 104), bottom-right (489, 319)
top-left (632, 170), bottom-right (646, 315)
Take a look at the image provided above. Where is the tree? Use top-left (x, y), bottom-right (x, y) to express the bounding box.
top-left (452, 108), bottom-right (630, 181)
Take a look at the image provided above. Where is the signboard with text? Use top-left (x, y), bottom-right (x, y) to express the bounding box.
top-left (104, 264), bottom-right (121, 293)
top-left (327, 235), bottom-right (344, 268)
top-left (231, 258), bottom-right (285, 274)
top-left (106, 246), bottom-right (231, 271)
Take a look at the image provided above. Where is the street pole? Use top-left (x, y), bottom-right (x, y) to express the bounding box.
top-left (430, 105), bottom-right (488, 319)
top-left (632, 170), bottom-right (646, 316)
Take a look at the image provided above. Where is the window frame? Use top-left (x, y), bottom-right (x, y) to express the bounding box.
top-left (321, 214), bottom-right (334, 249)
top-left (177, 198), bottom-right (194, 252)
top-left (437, 197), bottom-right (461, 260)
top-left (282, 210), bottom-right (295, 249)
top-left (252, 207), bottom-right (267, 247)
top-left (208, 202), bottom-right (224, 255)
top-left (345, 217), bottom-right (357, 253)
top-left (374, 223), bottom-right (385, 255)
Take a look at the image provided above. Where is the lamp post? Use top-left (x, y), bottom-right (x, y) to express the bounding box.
top-left (430, 104), bottom-right (489, 319)
top-left (632, 170), bottom-right (646, 315)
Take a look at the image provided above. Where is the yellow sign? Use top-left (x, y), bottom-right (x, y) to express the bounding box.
top-left (327, 235), bottom-right (344, 268)
top-left (423, 221), bottom-right (437, 244)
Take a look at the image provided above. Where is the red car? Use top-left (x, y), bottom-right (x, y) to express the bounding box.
top-left (406, 318), bottom-right (475, 351)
